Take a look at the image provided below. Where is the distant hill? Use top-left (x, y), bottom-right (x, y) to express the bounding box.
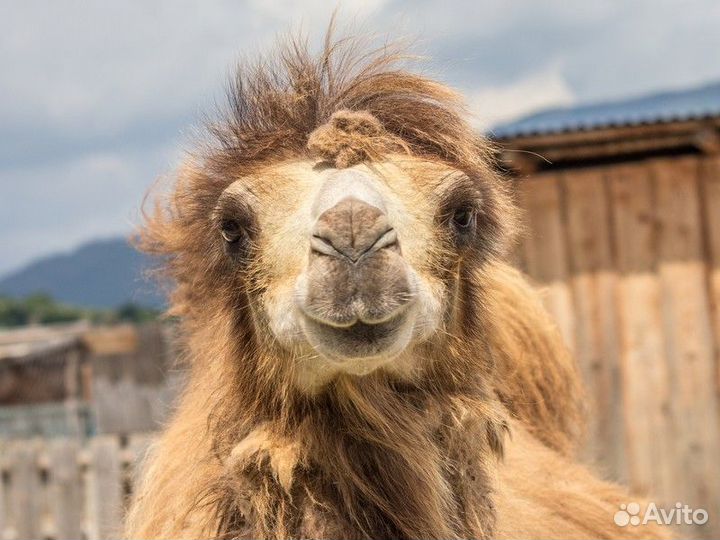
top-left (0, 238), bottom-right (165, 309)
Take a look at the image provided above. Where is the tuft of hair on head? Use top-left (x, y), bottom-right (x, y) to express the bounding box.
top-left (306, 109), bottom-right (409, 168)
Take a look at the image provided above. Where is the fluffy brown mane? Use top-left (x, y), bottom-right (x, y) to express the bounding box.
top-left (126, 31), bottom-right (662, 540)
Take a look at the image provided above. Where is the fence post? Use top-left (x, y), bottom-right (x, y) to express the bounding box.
top-left (0, 440), bottom-right (6, 539)
top-left (85, 435), bottom-right (123, 540)
top-left (48, 438), bottom-right (83, 540)
top-left (4, 439), bottom-right (42, 540)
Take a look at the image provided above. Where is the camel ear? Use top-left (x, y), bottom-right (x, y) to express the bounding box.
top-left (307, 110), bottom-right (406, 168)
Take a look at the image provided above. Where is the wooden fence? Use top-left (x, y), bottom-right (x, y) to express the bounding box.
top-left (0, 434), bottom-right (153, 540)
top-left (514, 154), bottom-right (720, 539)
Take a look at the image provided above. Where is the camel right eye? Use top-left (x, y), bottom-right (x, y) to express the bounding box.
top-left (452, 207), bottom-right (475, 230)
top-left (220, 220), bottom-right (244, 243)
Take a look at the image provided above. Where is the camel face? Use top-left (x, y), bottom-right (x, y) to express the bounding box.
top-left (216, 155), bottom-right (491, 384)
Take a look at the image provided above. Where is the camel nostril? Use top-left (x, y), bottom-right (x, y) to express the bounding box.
top-left (312, 197), bottom-right (398, 262)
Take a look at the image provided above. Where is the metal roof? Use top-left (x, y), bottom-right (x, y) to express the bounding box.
top-left (490, 81), bottom-right (720, 139)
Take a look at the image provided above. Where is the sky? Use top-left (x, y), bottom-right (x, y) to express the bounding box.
top-left (1, 0), bottom-right (719, 276)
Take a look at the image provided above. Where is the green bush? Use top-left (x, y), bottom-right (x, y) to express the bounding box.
top-left (0, 294), bottom-right (159, 328)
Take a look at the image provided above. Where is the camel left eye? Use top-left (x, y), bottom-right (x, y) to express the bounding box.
top-left (452, 208), bottom-right (475, 230)
top-left (220, 220), bottom-right (244, 243)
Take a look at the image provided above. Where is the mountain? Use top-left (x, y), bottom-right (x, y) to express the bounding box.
top-left (0, 237), bottom-right (165, 309)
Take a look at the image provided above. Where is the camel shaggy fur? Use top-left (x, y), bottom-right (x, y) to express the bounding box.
top-left (125, 33), bottom-right (667, 540)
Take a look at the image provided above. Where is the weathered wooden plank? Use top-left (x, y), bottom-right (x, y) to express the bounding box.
top-left (700, 156), bottom-right (720, 395)
top-left (653, 156), bottom-right (720, 539)
top-left (47, 438), bottom-right (83, 540)
top-left (4, 439), bottom-right (42, 540)
top-left (608, 163), bottom-right (673, 501)
top-left (92, 367), bottom-right (175, 436)
top-left (562, 167), bottom-right (626, 481)
top-left (518, 173), bottom-right (575, 350)
top-left (0, 441), bottom-right (6, 539)
top-left (38, 445), bottom-right (53, 540)
top-left (86, 435), bottom-right (123, 540)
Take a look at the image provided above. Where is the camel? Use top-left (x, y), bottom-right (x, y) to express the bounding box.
top-left (125, 33), bottom-right (668, 540)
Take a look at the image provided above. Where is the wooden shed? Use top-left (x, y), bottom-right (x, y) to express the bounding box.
top-left (494, 81), bottom-right (720, 539)
top-left (0, 322), bottom-right (178, 439)
top-left (0, 324), bottom-right (92, 438)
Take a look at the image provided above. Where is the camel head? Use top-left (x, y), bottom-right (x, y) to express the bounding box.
top-left (128, 35), bottom-right (594, 540)
top-left (142, 38), bottom-right (518, 393)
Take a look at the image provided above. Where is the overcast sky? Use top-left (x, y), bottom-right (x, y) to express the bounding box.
top-left (1, 0), bottom-right (719, 276)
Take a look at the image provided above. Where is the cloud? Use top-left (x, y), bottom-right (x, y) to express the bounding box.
top-left (0, 142), bottom-right (178, 275)
top-left (248, 0), bottom-right (388, 20)
top-left (467, 66), bottom-right (575, 130)
top-left (0, 0), bottom-right (719, 277)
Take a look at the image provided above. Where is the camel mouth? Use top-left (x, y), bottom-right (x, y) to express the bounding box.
top-left (299, 309), bottom-right (415, 362)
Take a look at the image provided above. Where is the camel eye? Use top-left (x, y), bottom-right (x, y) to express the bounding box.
top-left (452, 207), bottom-right (475, 230)
top-left (220, 219), bottom-right (244, 243)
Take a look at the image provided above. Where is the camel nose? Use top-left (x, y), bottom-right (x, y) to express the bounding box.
top-left (311, 197), bottom-right (398, 262)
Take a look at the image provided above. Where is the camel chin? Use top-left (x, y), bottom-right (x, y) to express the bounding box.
top-left (298, 308), bottom-right (416, 364)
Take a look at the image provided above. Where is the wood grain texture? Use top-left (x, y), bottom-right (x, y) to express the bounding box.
top-left (653, 156), bottom-right (720, 538)
top-left (562, 167), bottom-right (626, 481)
top-left (48, 438), bottom-right (83, 540)
top-left (608, 162), bottom-right (674, 503)
top-left (518, 173), bottom-right (576, 351)
top-left (85, 436), bottom-right (123, 540)
top-left (700, 156), bottom-right (720, 395)
top-left (4, 439), bottom-right (42, 540)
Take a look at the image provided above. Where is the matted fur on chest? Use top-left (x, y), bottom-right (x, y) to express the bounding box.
top-left (212, 401), bottom-right (505, 540)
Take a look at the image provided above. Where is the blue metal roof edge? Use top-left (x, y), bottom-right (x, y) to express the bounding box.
top-left (489, 81), bottom-right (720, 139)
